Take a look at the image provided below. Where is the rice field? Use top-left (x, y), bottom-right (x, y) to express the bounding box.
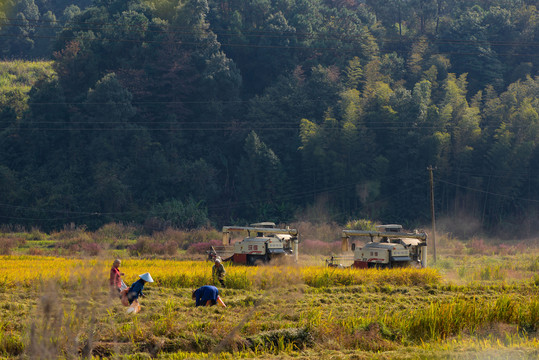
top-left (0, 252), bottom-right (537, 359)
top-left (0, 256), bottom-right (442, 289)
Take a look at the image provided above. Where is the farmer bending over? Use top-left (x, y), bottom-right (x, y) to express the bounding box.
top-left (123, 272), bottom-right (153, 314)
top-left (192, 285), bottom-right (226, 307)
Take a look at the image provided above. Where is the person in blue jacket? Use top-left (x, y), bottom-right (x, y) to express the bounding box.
top-left (124, 273), bottom-right (153, 313)
top-left (192, 285), bottom-right (226, 307)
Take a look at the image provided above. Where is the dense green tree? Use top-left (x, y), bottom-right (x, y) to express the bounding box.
top-left (0, 0), bottom-right (538, 233)
top-left (61, 4), bottom-right (81, 20)
top-left (406, 36), bottom-right (430, 85)
top-left (31, 10), bottom-right (55, 58)
top-left (235, 131), bottom-right (289, 221)
top-left (1, 12), bottom-right (34, 57)
top-left (147, 198), bottom-right (210, 230)
top-left (477, 77), bottom-right (539, 229)
top-left (344, 56), bottom-right (363, 89)
top-left (85, 73), bottom-right (135, 124)
top-left (438, 5), bottom-right (505, 93)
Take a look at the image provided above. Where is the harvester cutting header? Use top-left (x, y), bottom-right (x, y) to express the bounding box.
top-left (216, 222), bottom-right (299, 265)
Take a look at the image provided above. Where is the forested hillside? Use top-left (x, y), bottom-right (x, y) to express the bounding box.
top-left (0, 0), bottom-right (537, 235)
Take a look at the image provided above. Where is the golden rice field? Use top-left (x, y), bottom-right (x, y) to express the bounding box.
top-left (0, 256), bottom-right (442, 289)
top-left (0, 254), bottom-right (537, 359)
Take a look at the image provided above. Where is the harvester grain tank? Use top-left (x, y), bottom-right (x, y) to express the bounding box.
top-left (339, 224), bottom-right (428, 268)
top-left (220, 222), bottom-right (299, 265)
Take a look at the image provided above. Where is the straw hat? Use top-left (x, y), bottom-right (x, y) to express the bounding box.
top-left (139, 273), bottom-right (154, 282)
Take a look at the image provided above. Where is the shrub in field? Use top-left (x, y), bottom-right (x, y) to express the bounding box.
top-left (476, 265), bottom-right (504, 281)
top-left (151, 228), bottom-right (220, 250)
top-left (151, 229), bottom-right (189, 249)
top-left (436, 257), bottom-right (455, 270)
top-left (437, 234), bottom-right (465, 256)
top-left (498, 244), bottom-right (516, 256)
top-left (498, 241), bottom-right (530, 256)
top-left (51, 225), bottom-right (99, 254)
top-left (183, 229), bottom-right (221, 248)
top-left (93, 222), bottom-right (141, 242)
top-left (156, 241), bottom-right (179, 256)
top-left (465, 238), bottom-right (530, 257)
top-left (186, 239), bottom-right (222, 254)
top-left (91, 223), bottom-right (139, 250)
top-left (80, 242), bottom-right (102, 256)
top-left (128, 237), bottom-right (178, 256)
top-left (468, 238), bottom-right (497, 255)
top-left (27, 247), bottom-right (45, 256)
top-left (54, 229), bottom-right (101, 255)
top-left (51, 224), bottom-right (89, 240)
top-left (525, 297), bottom-right (539, 331)
top-left (27, 228), bottom-right (46, 241)
top-left (0, 237), bottom-right (18, 255)
top-left (128, 237), bottom-right (152, 255)
top-left (530, 258), bottom-right (539, 272)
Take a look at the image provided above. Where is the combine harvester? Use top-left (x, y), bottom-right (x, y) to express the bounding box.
top-left (209, 222), bottom-right (299, 265)
top-left (327, 224), bottom-right (428, 269)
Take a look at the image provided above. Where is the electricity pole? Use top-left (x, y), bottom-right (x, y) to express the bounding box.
top-left (428, 166), bottom-right (437, 264)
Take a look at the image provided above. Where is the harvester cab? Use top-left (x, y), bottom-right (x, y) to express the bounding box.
top-left (221, 222), bottom-right (299, 265)
top-left (338, 224), bottom-right (428, 269)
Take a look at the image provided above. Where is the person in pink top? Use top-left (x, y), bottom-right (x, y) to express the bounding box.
top-left (109, 259), bottom-right (125, 294)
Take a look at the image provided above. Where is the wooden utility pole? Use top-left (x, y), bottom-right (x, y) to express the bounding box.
top-left (428, 166), bottom-right (437, 264)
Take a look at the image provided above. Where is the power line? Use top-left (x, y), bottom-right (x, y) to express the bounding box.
top-left (1, 17), bottom-right (538, 48)
top-left (3, 120), bottom-right (524, 125)
top-left (0, 214), bottom-right (97, 221)
top-left (437, 179), bottom-right (539, 203)
top-left (2, 173), bottom-right (537, 223)
top-left (0, 126), bottom-right (508, 132)
top-left (0, 30), bottom-right (537, 57)
top-left (3, 121), bottom-right (538, 131)
top-left (447, 169), bottom-right (531, 178)
top-left (25, 99), bottom-right (323, 105)
top-left (0, 169), bottom-right (430, 221)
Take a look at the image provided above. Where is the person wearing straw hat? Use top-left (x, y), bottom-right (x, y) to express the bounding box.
top-left (124, 273), bottom-right (154, 314)
top-left (212, 257), bottom-right (226, 287)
